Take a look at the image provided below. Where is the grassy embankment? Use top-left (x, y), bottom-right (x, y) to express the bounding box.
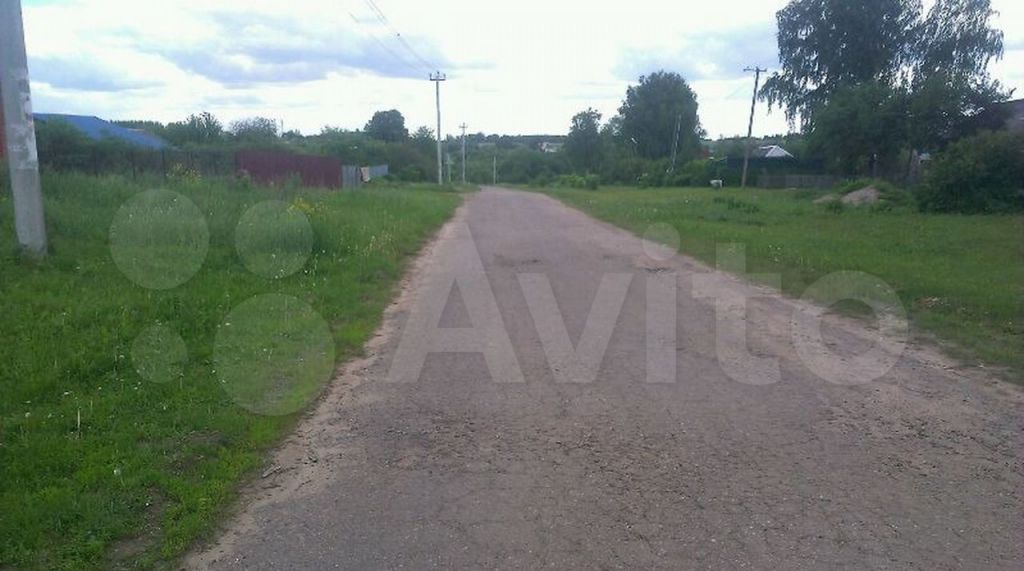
top-left (538, 185), bottom-right (1023, 380)
top-left (0, 172), bottom-right (462, 569)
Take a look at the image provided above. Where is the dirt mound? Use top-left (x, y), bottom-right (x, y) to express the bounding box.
top-left (842, 186), bottom-right (882, 205)
top-left (813, 194), bottom-right (839, 204)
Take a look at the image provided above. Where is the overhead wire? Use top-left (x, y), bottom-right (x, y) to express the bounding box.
top-left (347, 11), bottom-right (424, 77)
top-left (362, 0), bottom-right (437, 73)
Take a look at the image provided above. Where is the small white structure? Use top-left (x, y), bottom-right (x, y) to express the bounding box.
top-left (754, 145), bottom-right (795, 159)
top-left (710, 179), bottom-right (724, 189)
top-left (539, 141), bottom-right (563, 153)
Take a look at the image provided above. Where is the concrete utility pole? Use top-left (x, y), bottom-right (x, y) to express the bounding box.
top-left (492, 155), bottom-right (497, 185)
top-left (0, 0), bottom-right (47, 257)
top-left (668, 113), bottom-right (682, 174)
top-left (429, 71), bottom-right (446, 185)
top-left (741, 66), bottom-right (767, 189)
top-left (445, 152), bottom-right (452, 184)
top-left (458, 123), bottom-right (467, 184)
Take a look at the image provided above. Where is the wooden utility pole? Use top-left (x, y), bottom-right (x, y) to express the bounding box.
top-left (458, 123), bottom-right (467, 184)
top-left (429, 71), bottom-right (446, 185)
top-left (492, 155), bottom-right (496, 185)
top-left (741, 66), bottom-right (767, 189)
top-left (0, 0), bottom-right (47, 256)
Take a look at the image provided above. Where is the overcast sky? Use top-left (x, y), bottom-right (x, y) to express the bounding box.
top-left (22, 0), bottom-right (1024, 139)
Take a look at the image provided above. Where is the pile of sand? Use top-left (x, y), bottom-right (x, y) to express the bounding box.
top-left (841, 186), bottom-right (882, 205)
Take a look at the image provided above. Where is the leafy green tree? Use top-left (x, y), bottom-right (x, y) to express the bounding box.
top-left (385, 142), bottom-right (433, 181)
top-left (411, 125), bottom-right (436, 154)
top-left (763, 0), bottom-right (1007, 131)
top-left (35, 119), bottom-right (133, 172)
top-left (412, 125), bottom-right (434, 140)
top-left (907, 0), bottom-right (1009, 150)
top-left (34, 119), bottom-right (93, 170)
top-left (564, 108), bottom-right (604, 173)
top-left (917, 130), bottom-right (1024, 213)
top-left (164, 112), bottom-right (223, 146)
top-left (764, 0), bottom-right (1009, 177)
top-left (808, 82), bottom-right (908, 175)
top-left (314, 127), bottom-right (382, 164)
top-left (761, 0), bottom-right (921, 124)
top-left (618, 71), bottom-right (702, 160)
top-left (913, 0), bottom-right (1003, 83)
top-left (499, 148), bottom-right (568, 184)
top-left (364, 109), bottom-right (409, 143)
top-left (229, 116), bottom-right (279, 142)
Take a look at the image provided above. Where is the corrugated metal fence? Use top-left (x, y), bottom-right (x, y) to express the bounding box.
top-left (341, 166), bottom-right (362, 188)
top-left (33, 144), bottom-right (386, 190)
top-left (236, 149), bottom-right (342, 188)
top-left (757, 174), bottom-right (838, 189)
top-left (366, 164), bottom-right (389, 180)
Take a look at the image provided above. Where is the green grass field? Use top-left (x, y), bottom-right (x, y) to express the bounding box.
top-left (537, 185), bottom-right (1023, 380)
top-left (0, 173), bottom-right (461, 569)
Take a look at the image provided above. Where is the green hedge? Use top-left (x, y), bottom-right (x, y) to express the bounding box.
top-left (917, 131), bottom-right (1024, 213)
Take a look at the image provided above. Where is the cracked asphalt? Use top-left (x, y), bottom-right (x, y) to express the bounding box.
top-left (187, 188), bottom-right (1023, 570)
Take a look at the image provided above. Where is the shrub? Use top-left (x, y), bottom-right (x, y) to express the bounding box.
top-left (838, 178), bottom-right (900, 195)
top-left (34, 119), bottom-right (93, 171)
top-left (167, 162), bottom-right (202, 185)
top-left (551, 173), bottom-right (599, 189)
top-left (663, 171), bottom-right (692, 187)
top-left (837, 177), bottom-right (913, 209)
top-left (637, 172), bottom-right (654, 188)
top-left (916, 131), bottom-right (1024, 213)
top-left (824, 200), bottom-right (846, 214)
top-left (712, 196), bottom-right (761, 213)
top-left (233, 168), bottom-right (254, 191)
top-left (396, 166), bottom-right (425, 182)
top-left (677, 159), bottom-right (712, 187)
top-left (533, 173), bottom-right (554, 187)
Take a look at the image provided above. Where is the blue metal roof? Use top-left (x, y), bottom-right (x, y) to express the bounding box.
top-left (34, 113), bottom-right (171, 150)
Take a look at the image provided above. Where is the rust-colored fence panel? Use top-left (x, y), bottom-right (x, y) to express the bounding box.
top-left (236, 149), bottom-right (341, 188)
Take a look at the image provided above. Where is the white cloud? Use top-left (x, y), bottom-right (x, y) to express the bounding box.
top-left (20, 0), bottom-right (1024, 138)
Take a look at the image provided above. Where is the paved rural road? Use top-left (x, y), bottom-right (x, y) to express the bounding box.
top-left (188, 188), bottom-right (1022, 570)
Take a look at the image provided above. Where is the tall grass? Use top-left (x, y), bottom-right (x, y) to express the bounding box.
top-left (540, 186), bottom-right (1024, 380)
top-left (0, 173), bottom-right (460, 569)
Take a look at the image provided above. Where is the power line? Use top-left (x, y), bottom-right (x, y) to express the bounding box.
top-left (362, 0), bottom-right (436, 73)
top-left (348, 12), bottom-right (423, 77)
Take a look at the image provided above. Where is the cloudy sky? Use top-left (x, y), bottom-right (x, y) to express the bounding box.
top-left (22, 0), bottom-right (1024, 139)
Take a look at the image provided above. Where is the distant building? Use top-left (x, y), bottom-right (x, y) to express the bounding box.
top-left (539, 141), bottom-right (563, 153)
top-left (751, 145), bottom-right (794, 159)
top-left (34, 113), bottom-right (171, 149)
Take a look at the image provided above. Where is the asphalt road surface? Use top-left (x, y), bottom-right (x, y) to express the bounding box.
top-left (188, 188), bottom-right (1022, 570)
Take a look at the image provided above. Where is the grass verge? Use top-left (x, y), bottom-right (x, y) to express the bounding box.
top-left (536, 185), bottom-right (1023, 380)
top-left (0, 173), bottom-right (461, 569)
